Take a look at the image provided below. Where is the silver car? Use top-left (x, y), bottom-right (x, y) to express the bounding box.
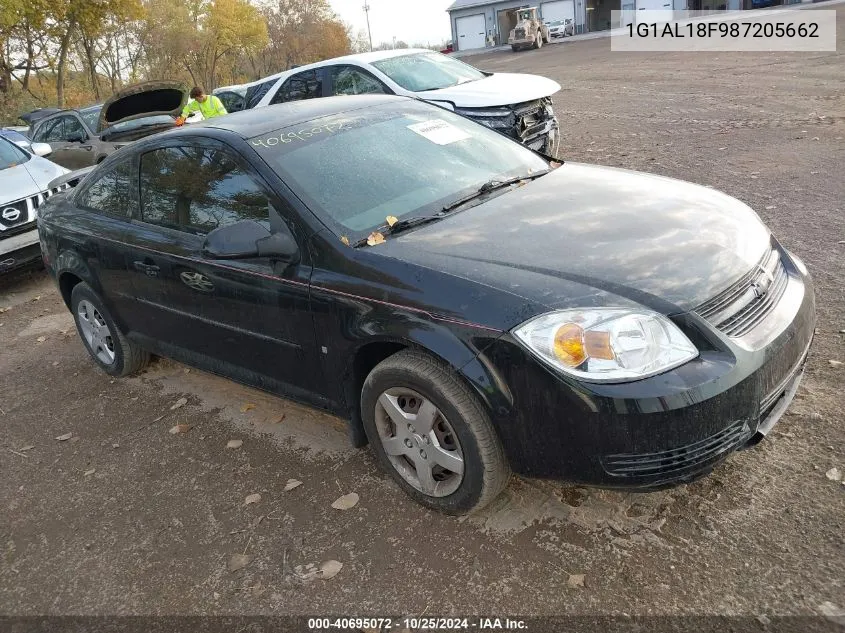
top-left (547, 19), bottom-right (575, 39)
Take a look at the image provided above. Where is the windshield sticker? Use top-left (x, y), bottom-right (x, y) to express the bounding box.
top-left (250, 119), bottom-right (365, 149)
top-left (407, 119), bottom-right (470, 145)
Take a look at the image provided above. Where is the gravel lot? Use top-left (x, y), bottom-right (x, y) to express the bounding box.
top-left (1, 5), bottom-right (843, 624)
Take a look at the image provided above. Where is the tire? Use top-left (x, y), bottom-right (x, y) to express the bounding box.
top-left (534, 33), bottom-right (543, 49)
top-left (70, 282), bottom-right (149, 377)
top-left (511, 45), bottom-right (519, 52)
top-left (361, 349), bottom-right (509, 515)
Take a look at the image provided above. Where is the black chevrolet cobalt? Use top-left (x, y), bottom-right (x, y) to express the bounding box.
top-left (38, 95), bottom-right (815, 514)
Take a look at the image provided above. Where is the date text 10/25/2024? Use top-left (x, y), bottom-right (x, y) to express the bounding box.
top-left (307, 617), bottom-right (528, 630)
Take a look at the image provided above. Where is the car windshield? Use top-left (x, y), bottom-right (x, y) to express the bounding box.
top-left (79, 106), bottom-right (101, 130)
top-left (0, 137), bottom-right (30, 169)
top-left (250, 101), bottom-right (549, 241)
top-left (372, 53), bottom-right (486, 92)
top-left (549, 20), bottom-right (565, 26)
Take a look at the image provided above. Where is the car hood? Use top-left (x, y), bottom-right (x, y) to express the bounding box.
top-left (379, 163), bottom-right (771, 318)
top-left (417, 73), bottom-right (561, 108)
top-left (98, 80), bottom-right (188, 133)
top-left (0, 159), bottom-right (68, 199)
top-left (24, 156), bottom-right (70, 191)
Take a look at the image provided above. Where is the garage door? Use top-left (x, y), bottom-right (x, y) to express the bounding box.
top-left (455, 14), bottom-right (486, 51)
top-left (540, 0), bottom-right (575, 23)
top-left (636, 0), bottom-right (672, 22)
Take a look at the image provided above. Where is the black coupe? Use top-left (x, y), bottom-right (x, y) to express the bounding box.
top-left (38, 95), bottom-right (815, 514)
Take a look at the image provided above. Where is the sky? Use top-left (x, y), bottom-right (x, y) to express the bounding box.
top-left (328, 0), bottom-right (455, 47)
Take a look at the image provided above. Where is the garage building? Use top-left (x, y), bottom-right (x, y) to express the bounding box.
top-left (447, 0), bottom-right (722, 50)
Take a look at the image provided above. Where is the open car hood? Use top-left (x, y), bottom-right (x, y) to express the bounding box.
top-left (98, 80), bottom-right (188, 133)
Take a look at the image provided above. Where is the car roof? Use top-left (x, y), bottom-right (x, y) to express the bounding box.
top-left (183, 94), bottom-right (409, 139)
top-left (237, 49), bottom-right (437, 95)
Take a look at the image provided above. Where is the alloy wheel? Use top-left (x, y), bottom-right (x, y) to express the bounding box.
top-left (374, 387), bottom-right (465, 497)
top-left (77, 299), bottom-right (116, 365)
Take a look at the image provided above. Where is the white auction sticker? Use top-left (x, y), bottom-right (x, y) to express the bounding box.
top-left (408, 119), bottom-right (471, 145)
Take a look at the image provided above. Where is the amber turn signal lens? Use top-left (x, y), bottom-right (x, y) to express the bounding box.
top-left (553, 323), bottom-right (587, 367)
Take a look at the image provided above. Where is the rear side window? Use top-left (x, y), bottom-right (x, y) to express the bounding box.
top-left (34, 118), bottom-right (63, 143)
top-left (216, 91), bottom-right (245, 113)
top-left (270, 70), bottom-right (324, 105)
top-left (139, 146), bottom-right (271, 235)
top-left (244, 78), bottom-right (278, 109)
top-left (76, 160), bottom-right (137, 217)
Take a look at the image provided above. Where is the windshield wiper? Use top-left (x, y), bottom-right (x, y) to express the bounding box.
top-left (353, 171), bottom-right (550, 248)
top-left (439, 171), bottom-right (549, 215)
top-left (352, 215), bottom-right (445, 247)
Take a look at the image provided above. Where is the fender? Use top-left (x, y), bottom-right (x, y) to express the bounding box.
top-left (320, 302), bottom-right (513, 447)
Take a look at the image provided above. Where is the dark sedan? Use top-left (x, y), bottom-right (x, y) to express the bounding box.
top-left (38, 95), bottom-right (815, 514)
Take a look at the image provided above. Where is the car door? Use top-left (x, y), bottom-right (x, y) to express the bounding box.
top-left (123, 138), bottom-right (322, 396)
top-left (34, 114), bottom-right (94, 169)
top-left (60, 157), bottom-right (139, 318)
top-left (268, 69), bottom-right (328, 106)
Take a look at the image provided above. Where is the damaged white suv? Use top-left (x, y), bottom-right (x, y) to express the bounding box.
top-left (253, 49), bottom-right (561, 154)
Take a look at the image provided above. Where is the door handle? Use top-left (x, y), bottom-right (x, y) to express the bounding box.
top-left (133, 260), bottom-right (161, 276)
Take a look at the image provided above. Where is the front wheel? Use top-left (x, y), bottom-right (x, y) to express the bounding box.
top-left (361, 350), bottom-right (510, 515)
top-left (71, 282), bottom-right (150, 377)
top-left (535, 33), bottom-right (543, 48)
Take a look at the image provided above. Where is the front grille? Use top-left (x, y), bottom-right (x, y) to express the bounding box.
top-left (514, 28), bottom-right (526, 38)
top-left (602, 419), bottom-right (751, 480)
top-left (696, 246), bottom-right (788, 337)
top-left (0, 184), bottom-right (68, 234)
top-left (458, 99), bottom-right (554, 145)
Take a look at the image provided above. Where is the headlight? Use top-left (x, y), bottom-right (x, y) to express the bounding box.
top-left (512, 309), bottom-right (698, 383)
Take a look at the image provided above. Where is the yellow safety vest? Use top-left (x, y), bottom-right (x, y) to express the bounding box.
top-left (181, 95), bottom-right (227, 119)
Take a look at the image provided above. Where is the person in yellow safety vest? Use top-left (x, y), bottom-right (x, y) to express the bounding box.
top-left (174, 86), bottom-right (227, 126)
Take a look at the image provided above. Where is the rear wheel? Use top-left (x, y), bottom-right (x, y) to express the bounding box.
top-left (361, 350), bottom-right (509, 515)
top-left (71, 282), bottom-right (149, 377)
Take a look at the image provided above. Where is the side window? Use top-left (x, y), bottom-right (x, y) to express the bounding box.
top-left (330, 66), bottom-right (388, 96)
top-left (245, 78), bottom-right (278, 109)
top-left (271, 70), bottom-right (323, 105)
top-left (64, 116), bottom-right (86, 141)
top-left (76, 160), bottom-right (137, 218)
top-left (139, 146), bottom-right (271, 235)
top-left (217, 91), bottom-right (245, 113)
top-left (34, 118), bottom-right (64, 143)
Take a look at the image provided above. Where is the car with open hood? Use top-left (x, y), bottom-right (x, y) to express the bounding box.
top-left (38, 95), bottom-right (814, 515)
top-left (27, 81), bottom-right (187, 169)
top-left (0, 136), bottom-right (69, 273)
top-left (252, 49), bottom-right (561, 153)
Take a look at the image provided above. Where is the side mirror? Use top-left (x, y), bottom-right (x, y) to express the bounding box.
top-left (202, 220), bottom-right (299, 263)
top-left (30, 142), bottom-right (52, 157)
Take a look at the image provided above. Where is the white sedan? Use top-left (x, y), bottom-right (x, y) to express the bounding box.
top-left (252, 49), bottom-right (561, 153)
top-left (0, 137), bottom-right (69, 274)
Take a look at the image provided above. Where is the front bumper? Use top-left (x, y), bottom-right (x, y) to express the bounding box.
top-left (0, 227), bottom-right (42, 273)
top-left (479, 249), bottom-right (815, 488)
top-left (456, 100), bottom-right (559, 152)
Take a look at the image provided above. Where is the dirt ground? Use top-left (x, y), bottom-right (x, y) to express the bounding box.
top-left (1, 5), bottom-right (843, 624)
